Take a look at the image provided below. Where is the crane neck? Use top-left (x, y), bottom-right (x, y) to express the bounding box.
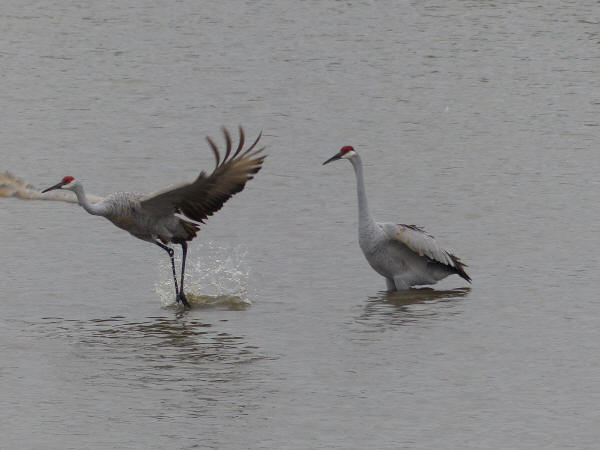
top-left (71, 183), bottom-right (105, 216)
top-left (350, 154), bottom-right (376, 230)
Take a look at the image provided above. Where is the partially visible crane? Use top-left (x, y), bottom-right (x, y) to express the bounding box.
top-left (0, 170), bottom-right (103, 203)
top-left (323, 146), bottom-right (470, 291)
top-left (43, 127), bottom-right (265, 307)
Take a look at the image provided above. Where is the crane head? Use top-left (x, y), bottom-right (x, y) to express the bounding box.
top-left (322, 145), bottom-right (356, 165)
top-left (42, 176), bottom-right (76, 193)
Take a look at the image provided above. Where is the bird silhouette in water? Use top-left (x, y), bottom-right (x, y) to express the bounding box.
top-left (43, 127), bottom-right (266, 307)
top-left (323, 145), bottom-right (470, 291)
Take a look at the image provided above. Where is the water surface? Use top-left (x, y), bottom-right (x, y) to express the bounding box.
top-left (1, 1), bottom-right (599, 449)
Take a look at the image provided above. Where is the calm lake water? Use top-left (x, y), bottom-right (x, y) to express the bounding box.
top-left (1, 1), bottom-right (599, 449)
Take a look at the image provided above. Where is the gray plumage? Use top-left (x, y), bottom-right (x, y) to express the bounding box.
top-left (43, 127), bottom-right (265, 307)
top-left (323, 146), bottom-right (470, 291)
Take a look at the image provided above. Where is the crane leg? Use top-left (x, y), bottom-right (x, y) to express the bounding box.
top-left (178, 241), bottom-right (190, 308)
top-left (385, 278), bottom-right (396, 291)
top-left (393, 276), bottom-right (410, 291)
top-left (155, 241), bottom-right (190, 308)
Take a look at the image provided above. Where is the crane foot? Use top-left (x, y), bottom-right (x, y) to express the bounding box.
top-left (177, 292), bottom-right (191, 308)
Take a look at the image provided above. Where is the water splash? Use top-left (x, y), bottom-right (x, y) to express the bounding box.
top-left (155, 242), bottom-right (251, 310)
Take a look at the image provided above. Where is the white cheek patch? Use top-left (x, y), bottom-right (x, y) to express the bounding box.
top-left (341, 150), bottom-right (356, 159)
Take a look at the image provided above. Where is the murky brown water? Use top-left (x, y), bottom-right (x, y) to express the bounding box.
top-left (2, 1), bottom-right (599, 448)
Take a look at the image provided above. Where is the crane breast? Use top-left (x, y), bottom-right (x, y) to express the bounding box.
top-left (102, 192), bottom-right (143, 230)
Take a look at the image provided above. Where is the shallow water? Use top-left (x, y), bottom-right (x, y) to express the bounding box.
top-left (1, 1), bottom-right (599, 449)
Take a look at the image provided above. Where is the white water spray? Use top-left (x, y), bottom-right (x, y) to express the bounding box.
top-left (155, 242), bottom-right (251, 309)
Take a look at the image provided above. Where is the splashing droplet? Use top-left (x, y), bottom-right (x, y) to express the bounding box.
top-left (155, 242), bottom-right (251, 309)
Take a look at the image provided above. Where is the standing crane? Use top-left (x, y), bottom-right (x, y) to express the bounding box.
top-left (43, 127), bottom-right (265, 308)
top-left (323, 146), bottom-right (470, 291)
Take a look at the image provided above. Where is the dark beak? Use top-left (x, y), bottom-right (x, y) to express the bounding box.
top-left (323, 152), bottom-right (343, 165)
top-left (42, 181), bottom-right (66, 193)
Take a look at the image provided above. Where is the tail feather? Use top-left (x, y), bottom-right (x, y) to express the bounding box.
top-left (448, 253), bottom-right (471, 283)
top-left (180, 219), bottom-right (200, 241)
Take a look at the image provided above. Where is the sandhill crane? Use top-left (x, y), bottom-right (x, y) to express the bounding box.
top-left (323, 146), bottom-right (470, 291)
top-left (42, 127), bottom-right (265, 307)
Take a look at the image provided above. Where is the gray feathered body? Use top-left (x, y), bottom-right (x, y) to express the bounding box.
top-left (95, 192), bottom-right (197, 244)
top-left (359, 222), bottom-right (458, 289)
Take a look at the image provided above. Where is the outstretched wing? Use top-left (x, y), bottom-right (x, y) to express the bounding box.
top-left (382, 223), bottom-right (471, 282)
top-left (140, 127), bottom-right (265, 223)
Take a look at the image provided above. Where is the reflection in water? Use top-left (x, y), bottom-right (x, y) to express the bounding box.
top-left (32, 314), bottom-right (264, 376)
top-left (356, 287), bottom-right (470, 329)
top-left (22, 315), bottom-right (270, 421)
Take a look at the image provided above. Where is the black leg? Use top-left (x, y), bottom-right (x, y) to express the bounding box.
top-left (177, 242), bottom-right (190, 308)
top-left (179, 242), bottom-right (188, 295)
top-left (154, 241), bottom-right (182, 304)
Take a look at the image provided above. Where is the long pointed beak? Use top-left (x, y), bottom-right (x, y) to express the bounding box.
top-left (42, 181), bottom-right (66, 193)
top-left (323, 153), bottom-right (343, 165)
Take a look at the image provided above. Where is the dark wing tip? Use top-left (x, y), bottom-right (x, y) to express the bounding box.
top-left (179, 127), bottom-right (266, 224)
top-left (243, 130), bottom-right (263, 156)
top-left (235, 126), bottom-right (245, 156)
top-left (222, 127), bottom-right (233, 161)
top-left (206, 135), bottom-right (220, 167)
top-left (448, 253), bottom-right (471, 283)
top-left (214, 126), bottom-right (263, 162)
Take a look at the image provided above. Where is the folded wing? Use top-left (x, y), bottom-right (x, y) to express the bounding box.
top-left (382, 223), bottom-right (471, 282)
top-left (140, 127), bottom-right (266, 223)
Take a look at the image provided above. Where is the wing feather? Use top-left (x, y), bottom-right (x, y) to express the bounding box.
top-left (139, 127), bottom-right (266, 223)
top-left (383, 223), bottom-right (471, 282)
